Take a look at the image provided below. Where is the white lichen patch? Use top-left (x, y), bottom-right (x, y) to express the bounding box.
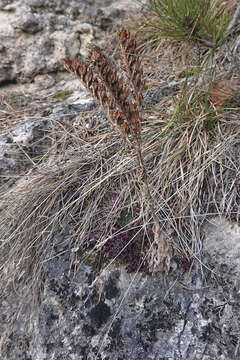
top-left (204, 216), bottom-right (240, 270)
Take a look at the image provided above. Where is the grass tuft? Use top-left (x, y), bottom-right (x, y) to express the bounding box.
top-left (135, 0), bottom-right (231, 48)
top-left (0, 25), bottom-right (240, 306)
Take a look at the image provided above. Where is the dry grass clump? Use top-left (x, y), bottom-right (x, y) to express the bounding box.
top-left (61, 28), bottom-right (171, 268)
top-left (149, 76), bottom-right (240, 250)
top-left (0, 135), bottom-right (128, 295)
top-left (0, 27), bottom-right (240, 303)
top-left (209, 78), bottom-right (240, 107)
top-left (221, 1), bottom-right (238, 12)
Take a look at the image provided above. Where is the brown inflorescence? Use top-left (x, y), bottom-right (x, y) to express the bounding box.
top-left (118, 27), bottom-right (145, 109)
top-left (61, 27), bottom-right (145, 139)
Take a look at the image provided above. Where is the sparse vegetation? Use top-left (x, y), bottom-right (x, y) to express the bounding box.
top-left (52, 90), bottom-right (72, 100)
top-left (135, 0), bottom-right (231, 48)
top-left (0, 3), bottom-right (240, 307)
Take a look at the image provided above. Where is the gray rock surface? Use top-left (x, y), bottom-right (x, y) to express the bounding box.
top-left (0, 0), bottom-right (141, 84)
top-left (1, 217), bottom-right (240, 359)
top-left (0, 98), bottom-right (97, 190)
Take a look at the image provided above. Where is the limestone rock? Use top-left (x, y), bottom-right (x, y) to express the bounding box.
top-left (12, 13), bottom-right (43, 34)
top-left (0, 0), bottom-right (139, 85)
top-left (1, 218), bottom-right (240, 359)
top-left (0, 98), bottom-right (96, 190)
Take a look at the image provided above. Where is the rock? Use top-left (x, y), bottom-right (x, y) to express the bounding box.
top-left (0, 0), bottom-right (140, 85)
top-left (49, 29), bottom-right (82, 60)
top-left (0, 98), bottom-right (96, 190)
top-left (0, 0), bottom-right (16, 11)
top-left (203, 217), bottom-right (240, 273)
top-left (1, 217), bottom-right (240, 359)
top-left (94, 8), bottom-right (114, 31)
top-left (27, 0), bottom-right (45, 9)
top-left (34, 74), bottom-right (56, 88)
top-left (0, 117), bottom-right (51, 187)
top-left (73, 23), bottom-right (94, 56)
top-left (12, 12), bottom-right (43, 34)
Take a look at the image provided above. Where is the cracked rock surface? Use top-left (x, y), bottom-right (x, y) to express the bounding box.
top-left (0, 0), bottom-right (140, 84)
top-left (1, 217), bottom-right (240, 359)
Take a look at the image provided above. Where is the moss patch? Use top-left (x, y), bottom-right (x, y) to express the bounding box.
top-left (52, 90), bottom-right (72, 100)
